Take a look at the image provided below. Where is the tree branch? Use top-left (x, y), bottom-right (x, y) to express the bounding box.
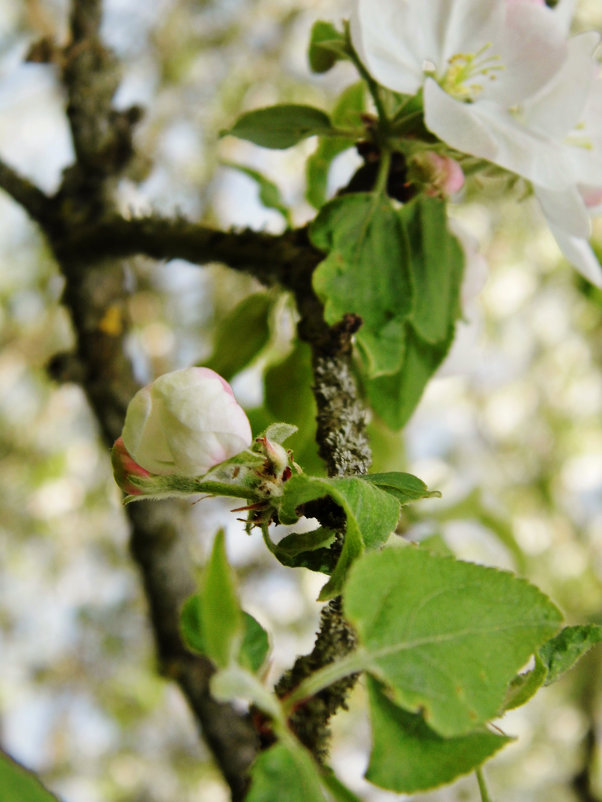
top-left (0, 157), bottom-right (53, 224)
top-left (1, 0), bottom-right (375, 784)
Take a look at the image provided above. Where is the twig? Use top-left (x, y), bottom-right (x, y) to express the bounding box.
top-left (0, 157), bottom-right (52, 223)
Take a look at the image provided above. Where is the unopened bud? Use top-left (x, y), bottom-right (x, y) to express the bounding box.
top-left (411, 151), bottom-right (465, 198)
top-left (120, 367), bottom-right (253, 478)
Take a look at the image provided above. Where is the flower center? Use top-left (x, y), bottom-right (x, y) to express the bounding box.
top-left (428, 43), bottom-right (504, 102)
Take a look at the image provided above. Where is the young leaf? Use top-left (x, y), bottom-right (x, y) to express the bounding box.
top-left (200, 530), bottom-right (243, 668)
top-left (223, 104), bottom-right (334, 149)
top-left (344, 547), bottom-right (563, 736)
top-left (247, 742), bottom-right (356, 802)
top-left (367, 325), bottom-right (452, 430)
top-left (310, 193), bottom-right (413, 377)
top-left (0, 751), bottom-right (60, 802)
top-left (366, 677), bottom-right (512, 793)
top-left (277, 474), bottom-right (401, 599)
top-left (364, 197), bottom-right (465, 429)
top-left (222, 163), bottom-right (292, 226)
top-left (359, 471), bottom-right (438, 505)
top-left (263, 526), bottom-right (337, 573)
top-left (306, 82), bottom-right (365, 209)
top-left (308, 21), bottom-right (348, 73)
top-left (539, 624), bottom-right (602, 685)
top-left (204, 292), bottom-right (273, 381)
top-left (240, 613), bottom-right (271, 673)
top-left (180, 596), bottom-right (269, 674)
top-left (503, 655), bottom-right (548, 711)
top-left (405, 196), bottom-right (464, 344)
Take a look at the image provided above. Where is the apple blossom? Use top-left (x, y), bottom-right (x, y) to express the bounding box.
top-left (350, 0), bottom-right (574, 188)
top-left (118, 367), bottom-right (253, 478)
top-left (351, 0), bottom-right (602, 285)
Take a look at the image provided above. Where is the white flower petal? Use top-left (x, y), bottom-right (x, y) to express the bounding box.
top-left (523, 32), bottom-right (598, 139)
top-left (424, 81), bottom-right (576, 189)
top-left (550, 0), bottom-right (577, 35)
top-left (423, 78), bottom-right (499, 160)
top-left (535, 185), bottom-right (591, 240)
top-left (350, 0), bottom-right (424, 94)
top-left (547, 226), bottom-right (602, 287)
top-left (490, 2), bottom-right (567, 105)
top-left (122, 368), bottom-right (252, 477)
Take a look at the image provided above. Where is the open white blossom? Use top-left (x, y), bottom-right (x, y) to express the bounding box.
top-left (351, 0), bottom-right (572, 186)
top-left (351, 0), bottom-right (602, 285)
top-left (527, 40), bottom-right (602, 286)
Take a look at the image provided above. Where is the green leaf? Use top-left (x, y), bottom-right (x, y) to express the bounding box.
top-left (366, 677), bottom-right (512, 793)
top-left (180, 594), bottom-right (206, 654)
top-left (222, 163), bottom-right (291, 226)
top-left (311, 194), bottom-right (413, 376)
top-left (278, 474), bottom-right (400, 599)
top-left (405, 196), bottom-right (464, 344)
top-left (247, 743), bottom-right (328, 802)
top-left (359, 471), bottom-right (439, 505)
top-left (224, 104), bottom-right (334, 149)
top-left (240, 613), bottom-right (271, 673)
top-left (204, 292), bottom-right (273, 381)
top-left (367, 325), bottom-right (452, 430)
top-left (181, 595), bottom-right (269, 673)
top-left (320, 771), bottom-right (363, 802)
top-left (200, 530), bottom-right (243, 668)
top-left (308, 21), bottom-right (348, 73)
top-left (539, 624), bottom-right (602, 685)
top-left (344, 547), bottom-right (563, 736)
top-left (247, 742), bottom-right (352, 802)
top-left (0, 751), bottom-right (60, 802)
top-left (263, 526), bottom-right (337, 573)
top-left (264, 342), bottom-right (322, 474)
top-left (363, 197), bottom-right (465, 429)
top-left (503, 655), bottom-right (548, 711)
top-left (306, 82), bottom-right (365, 209)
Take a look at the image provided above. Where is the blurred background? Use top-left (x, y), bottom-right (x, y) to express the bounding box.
top-left (1, 1), bottom-right (601, 800)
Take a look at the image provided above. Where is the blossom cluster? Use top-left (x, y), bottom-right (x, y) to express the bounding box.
top-left (351, 0), bottom-right (602, 286)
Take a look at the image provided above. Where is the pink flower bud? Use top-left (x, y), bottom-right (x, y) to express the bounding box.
top-left (111, 436), bottom-right (151, 495)
top-left (120, 367), bottom-right (253, 477)
top-left (411, 152), bottom-right (465, 198)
